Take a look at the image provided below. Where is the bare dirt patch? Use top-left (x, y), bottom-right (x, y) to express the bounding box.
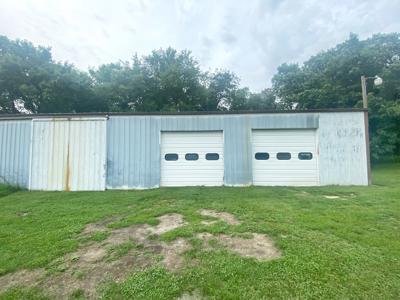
top-left (151, 213), bottom-right (187, 235)
top-left (161, 238), bottom-right (191, 272)
top-left (81, 216), bottom-right (122, 235)
top-left (198, 209), bottom-right (241, 225)
top-left (0, 212), bottom-right (282, 298)
top-left (105, 224), bottom-right (152, 245)
top-left (73, 246), bottom-right (107, 264)
top-left (42, 250), bottom-right (155, 300)
top-left (0, 269), bottom-right (45, 291)
top-left (0, 213), bottom-right (189, 299)
top-left (105, 213), bottom-right (186, 245)
top-left (81, 223), bottom-right (108, 234)
top-left (200, 220), bottom-right (217, 226)
top-left (197, 232), bottom-right (281, 261)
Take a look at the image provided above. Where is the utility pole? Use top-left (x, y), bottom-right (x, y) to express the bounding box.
top-left (361, 76), bottom-right (368, 109)
top-left (361, 75), bottom-right (382, 185)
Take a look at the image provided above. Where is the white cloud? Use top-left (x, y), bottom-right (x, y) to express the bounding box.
top-left (0, 0), bottom-right (399, 91)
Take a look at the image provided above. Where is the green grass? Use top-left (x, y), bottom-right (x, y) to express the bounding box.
top-left (106, 241), bottom-right (136, 261)
top-left (80, 231), bottom-right (110, 243)
top-left (0, 164), bottom-right (400, 299)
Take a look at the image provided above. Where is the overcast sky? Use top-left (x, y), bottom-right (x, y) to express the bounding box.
top-left (1, 0), bottom-right (400, 91)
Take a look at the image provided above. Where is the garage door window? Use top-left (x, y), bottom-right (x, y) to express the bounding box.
top-left (277, 152), bottom-right (291, 160)
top-left (298, 152), bottom-right (313, 160)
top-left (255, 152), bottom-right (269, 160)
top-left (165, 153), bottom-right (178, 161)
top-left (185, 153), bottom-right (199, 161)
top-left (206, 153), bottom-right (220, 160)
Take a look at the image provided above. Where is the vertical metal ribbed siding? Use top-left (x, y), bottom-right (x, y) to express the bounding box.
top-left (107, 116), bottom-right (161, 189)
top-left (0, 120), bottom-right (31, 187)
top-left (106, 113), bottom-right (320, 189)
top-left (0, 112), bottom-right (368, 190)
top-left (223, 115), bottom-right (252, 185)
top-left (30, 118), bottom-right (107, 191)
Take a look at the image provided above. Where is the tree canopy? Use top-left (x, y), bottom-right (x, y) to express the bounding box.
top-left (0, 33), bottom-right (399, 161)
top-left (272, 33), bottom-right (400, 160)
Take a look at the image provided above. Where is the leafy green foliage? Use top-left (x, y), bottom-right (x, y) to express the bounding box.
top-left (272, 33), bottom-right (400, 160)
top-left (90, 49), bottom-right (208, 112)
top-left (0, 36), bottom-right (106, 113)
top-left (0, 36), bottom-right (274, 114)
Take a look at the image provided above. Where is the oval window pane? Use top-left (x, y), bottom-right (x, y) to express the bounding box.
top-left (277, 152), bottom-right (291, 160)
top-left (255, 152), bottom-right (269, 160)
top-left (165, 153), bottom-right (178, 161)
top-left (206, 153), bottom-right (219, 160)
top-left (298, 152), bottom-right (313, 160)
top-left (185, 153), bottom-right (199, 161)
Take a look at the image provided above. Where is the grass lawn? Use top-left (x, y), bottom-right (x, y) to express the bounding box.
top-left (0, 164), bottom-right (399, 299)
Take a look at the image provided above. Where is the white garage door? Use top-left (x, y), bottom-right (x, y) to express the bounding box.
top-left (161, 131), bottom-right (224, 187)
top-left (252, 129), bottom-right (318, 186)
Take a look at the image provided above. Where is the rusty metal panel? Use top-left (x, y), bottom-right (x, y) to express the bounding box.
top-left (318, 112), bottom-right (368, 185)
top-left (0, 120), bottom-right (31, 187)
top-left (29, 117), bottom-right (106, 191)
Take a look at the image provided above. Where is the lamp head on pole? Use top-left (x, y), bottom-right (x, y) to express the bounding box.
top-left (374, 75), bottom-right (383, 86)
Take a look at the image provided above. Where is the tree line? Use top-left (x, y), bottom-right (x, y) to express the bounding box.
top-left (0, 33), bottom-right (399, 161)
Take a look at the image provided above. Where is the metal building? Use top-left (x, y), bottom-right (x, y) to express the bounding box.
top-left (0, 109), bottom-right (369, 191)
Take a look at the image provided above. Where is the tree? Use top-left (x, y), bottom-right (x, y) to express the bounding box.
top-left (90, 61), bottom-right (142, 112)
top-left (205, 70), bottom-right (240, 110)
top-left (91, 48), bottom-right (208, 112)
top-left (272, 33), bottom-right (400, 161)
top-left (243, 89), bottom-right (277, 110)
top-left (0, 35), bottom-right (105, 113)
top-left (368, 61), bottom-right (400, 161)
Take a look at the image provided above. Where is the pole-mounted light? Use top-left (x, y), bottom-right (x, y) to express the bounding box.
top-left (374, 76), bottom-right (383, 86)
top-left (361, 75), bottom-right (383, 108)
top-left (360, 75), bottom-right (383, 186)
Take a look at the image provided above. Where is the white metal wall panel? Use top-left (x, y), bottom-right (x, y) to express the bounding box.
top-left (252, 129), bottom-right (318, 186)
top-left (30, 118), bottom-right (106, 191)
top-left (318, 112), bottom-right (368, 185)
top-left (160, 131), bottom-right (224, 187)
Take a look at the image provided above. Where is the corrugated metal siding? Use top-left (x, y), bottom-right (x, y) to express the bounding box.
top-left (30, 118), bottom-right (106, 191)
top-left (223, 115), bottom-right (252, 186)
top-left (0, 120), bottom-right (31, 187)
top-left (0, 112), bottom-right (368, 190)
top-left (318, 112), bottom-right (368, 185)
top-left (106, 116), bottom-right (161, 189)
top-left (106, 113), bottom-right (319, 189)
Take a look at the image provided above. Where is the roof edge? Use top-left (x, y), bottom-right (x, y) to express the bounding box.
top-left (0, 108), bottom-right (367, 120)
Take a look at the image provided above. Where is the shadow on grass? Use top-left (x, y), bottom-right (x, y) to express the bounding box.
top-left (0, 184), bottom-right (21, 198)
